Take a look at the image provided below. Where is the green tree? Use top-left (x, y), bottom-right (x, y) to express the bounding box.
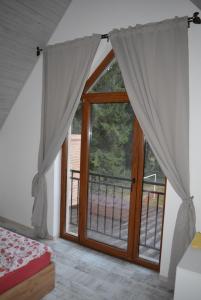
top-left (90, 61), bottom-right (126, 93)
top-left (72, 103), bottom-right (82, 134)
top-left (71, 59), bottom-right (165, 183)
top-left (144, 142), bottom-right (165, 183)
top-left (89, 103), bottom-right (133, 178)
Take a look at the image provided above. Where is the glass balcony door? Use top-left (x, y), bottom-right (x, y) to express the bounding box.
top-left (78, 93), bottom-right (141, 260)
top-left (61, 94), bottom-right (166, 269)
top-left (60, 50), bottom-right (166, 270)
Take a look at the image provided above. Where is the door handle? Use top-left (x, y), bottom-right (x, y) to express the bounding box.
top-left (132, 178), bottom-right (136, 184)
top-left (131, 177), bottom-right (136, 192)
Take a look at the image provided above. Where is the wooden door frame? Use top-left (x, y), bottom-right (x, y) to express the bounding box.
top-left (60, 95), bottom-right (160, 270)
top-left (78, 92), bottom-right (141, 261)
top-left (60, 49), bottom-right (164, 271)
top-left (131, 134), bottom-right (160, 270)
top-left (60, 50), bottom-right (118, 244)
top-left (60, 141), bottom-right (79, 243)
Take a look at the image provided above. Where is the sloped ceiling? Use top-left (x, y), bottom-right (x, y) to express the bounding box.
top-left (190, 0), bottom-right (201, 10)
top-left (0, 0), bottom-right (71, 129)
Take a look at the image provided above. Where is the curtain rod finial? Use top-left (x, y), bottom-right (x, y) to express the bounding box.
top-left (188, 11), bottom-right (201, 27)
top-left (36, 46), bottom-right (43, 57)
top-left (193, 12), bottom-right (201, 24)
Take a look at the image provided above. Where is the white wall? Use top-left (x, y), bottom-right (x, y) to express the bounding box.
top-left (0, 56), bottom-right (42, 226)
top-left (0, 0), bottom-right (200, 278)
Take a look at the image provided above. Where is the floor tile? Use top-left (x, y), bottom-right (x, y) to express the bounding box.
top-left (42, 239), bottom-right (173, 300)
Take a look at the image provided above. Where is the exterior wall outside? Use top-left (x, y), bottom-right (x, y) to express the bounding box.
top-left (68, 134), bottom-right (81, 206)
top-left (0, 0), bottom-right (200, 279)
top-left (69, 135), bottom-right (81, 172)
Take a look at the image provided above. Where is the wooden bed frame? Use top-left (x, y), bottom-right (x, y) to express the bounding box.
top-left (1, 262), bottom-right (55, 300)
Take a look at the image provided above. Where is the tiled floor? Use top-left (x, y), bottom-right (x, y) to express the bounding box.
top-left (43, 238), bottom-right (173, 300)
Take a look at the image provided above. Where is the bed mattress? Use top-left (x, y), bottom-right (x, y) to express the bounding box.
top-left (0, 227), bottom-right (52, 294)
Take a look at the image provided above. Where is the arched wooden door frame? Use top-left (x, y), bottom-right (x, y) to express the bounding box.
top-left (60, 50), bottom-right (166, 271)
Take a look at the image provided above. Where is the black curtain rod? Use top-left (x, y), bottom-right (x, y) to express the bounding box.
top-left (36, 12), bottom-right (201, 56)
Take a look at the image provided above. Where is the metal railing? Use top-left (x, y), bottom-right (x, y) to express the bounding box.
top-left (139, 187), bottom-right (165, 252)
top-left (69, 169), bottom-right (165, 253)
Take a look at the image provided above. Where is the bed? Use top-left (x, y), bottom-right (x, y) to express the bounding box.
top-left (0, 227), bottom-right (55, 300)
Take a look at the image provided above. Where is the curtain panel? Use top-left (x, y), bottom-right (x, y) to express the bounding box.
top-left (31, 35), bottom-right (100, 238)
top-left (110, 17), bottom-right (196, 288)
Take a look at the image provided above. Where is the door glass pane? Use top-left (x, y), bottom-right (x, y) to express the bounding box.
top-left (139, 141), bottom-right (166, 263)
top-left (65, 103), bottom-right (82, 236)
top-left (89, 60), bottom-right (126, 93)
top-left (86, 102), bottom-right (134, 250)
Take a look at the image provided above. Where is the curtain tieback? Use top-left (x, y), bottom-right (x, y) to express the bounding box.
top-left (32, 173), bottom-right (40, 198)
top-left (183, 196), bottom-right (194, 208)
top-left (32, 172), bottom-right (46, 197)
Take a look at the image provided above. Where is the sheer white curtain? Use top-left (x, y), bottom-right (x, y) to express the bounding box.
top-left (110, 17), bottom-right (196, 288)
top-left (32, 35), bottom-right (100, 238)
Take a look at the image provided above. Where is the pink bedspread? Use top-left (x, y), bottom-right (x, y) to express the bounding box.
top-left (0, 227), bottom-right (52, 277)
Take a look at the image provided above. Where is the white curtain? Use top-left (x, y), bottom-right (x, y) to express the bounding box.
top-left (32, 35), bottom-right (100, 238)
top-left (110, 17), bottom-right (196, 288)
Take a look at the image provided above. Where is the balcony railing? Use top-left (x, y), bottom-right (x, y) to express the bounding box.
top-left (68, 169), bottom-right (165, 259)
